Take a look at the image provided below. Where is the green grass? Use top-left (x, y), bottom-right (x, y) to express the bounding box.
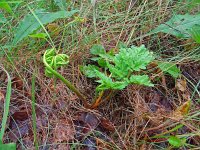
top-left (0, 66), bottom-right (12, 143)
top-left (0, 0), bottom-right (200, 149)
top-left (31, 72), bottom-right (39, 150)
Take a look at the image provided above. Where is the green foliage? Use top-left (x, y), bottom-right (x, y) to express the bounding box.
top-left (0, 143), bottom-right (16, 150)
top-left (0, 0), bottom-right (13, 14)
top-left (158, 62), bottom-right (181, 78)
top-left (0, 67), bottom-right (16, 149)
top-left (81, 65), bottom-right (100, 78)
top-left (82, 44), bottom-right (155, 91)
top-left (0, 13), bottom-right (6, 23)
top-left (168, 136), bottom-right (186, 148)
top-left (29, 33), bottom-right (47, 39)
top-left (44, 48), bottom-right (69, 77)
top-left (189, 25), bottom-right (200, 43)
top-left (90, 44), bottom-right (106, 55)
top-left (151, 14), bottom-right (200, 39)
top-left (43, 49), bottom-right (89, 107)
top-left (53, 0), bottom-right (67, 10)
top-left (188, 0), bottom-right (200, 8)
top-left (0, 67), bottom-right (11, 142)
top-left (89, 44), bottom-right (113, 67)
top-left (13, 9), bottom-right (78, 45)
top-left (94, 70), bottom-right (128, 91)
top-left (129, 75), bottom-right (154, 86)
top-left (31, 74), bottom-right (39, 150)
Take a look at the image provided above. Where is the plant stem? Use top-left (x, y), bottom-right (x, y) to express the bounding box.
top-left (31, 73), bottom-right (39, 150)
top-left (90, 91), bottom-right (104, 109)
top-left (43, 51), bottom-right (90, 108)
top-left (101, 90), bottom-right (115, 104)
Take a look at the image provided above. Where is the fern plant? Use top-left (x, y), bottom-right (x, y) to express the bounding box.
top-left (82, 44), bottom-right (154, 91)
top-left (80, 44), bottom-right (155, 108)
top-left (43, 44), bottom-right (155, 108)
top-left (43, 48), bottom-right (90, 107)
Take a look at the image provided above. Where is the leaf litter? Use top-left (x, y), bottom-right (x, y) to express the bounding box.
top-left (73, 111), bottom-right (115, 149)
top-left (1, 1), bottom-right (200, 149)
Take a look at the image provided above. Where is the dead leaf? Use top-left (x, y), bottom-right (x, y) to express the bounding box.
top-left (12, 111), bottom-right (29, 121)
top-left (56, 144), bottom-right (70, 150)
top-left (47, 23), bottom-right (61, 36)
top-left (12, 77), bottom-right (23, 90)
top-left (77, 112), bottom-right (100, 130)
top-left (176, 79), bottom-right (187, 92)
top-left (100, 118), bottom-right (115, 132)
top-left (139, 143), bottom-right (147, 150)
top-left (21, 136), bottom-right (34, 149)
top-left (0, 90), bottom-right (4, 101)
top-left (147, 62), bottom-right (162, 79)
top-left (182, 38), bottom-right (199, 51)
top-left (7, 108), bottom-right (32, 141)
top-left (0, 90), bottom-right (5, 111)
top-left (82, 136), bottom-right (97, 150)
top-left (96, 137), bottom-right (112, 150)
top-left (54, 119), bottom-right (75, 142)
top-left (182, 92), bottom-right (191, 101)
top-left (172, 100), bottom-right (191, 121)
top-left (8, 119), bottom-right (31, 142)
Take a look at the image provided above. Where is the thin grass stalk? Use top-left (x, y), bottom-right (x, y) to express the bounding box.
top-left (31, 73), bottom-right (39, 150)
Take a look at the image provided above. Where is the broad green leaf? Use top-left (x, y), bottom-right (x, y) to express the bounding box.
top-left (151, 14), bottom-right (200, 38)
top-left (96, 81), bottom-right (127, 91)
top-left (29, 33), bottom-right (47, 39)
top-left (109, 44), bottom-right (154, 81)
top-left (158, 62), bottom-right (181, 78)
top-left (84, 44), bottom-right (154, 91)
top-left (81, 65), bottom-right (99, 78)
top-left (0, 67), bottom-right (15, 149)
top-left (106, 62), bottom-right (128, 79)
top-left (95, 70), bottom-right (128, 91)
top-left (13, 9), bottom-right (78, 45)
top-left (129, 75), bottom-right (154, 87)
top-left (0, 143), bottom-right (16, 150)
top-left (116, 45), bottom-right (154, 72)
top-left (90, 57), bottom-right (100, 61)
top-left (189, 25), bottom-right (200, 43)
top-left (53, 0), bottom-right (67, 10)
top-left (90, 44), bottom-right (106, 55)
top-left (97, 58), bottom-right (107, 67)
top-left (104, 45), bottom-right (154, 81)
top-left (168, 136), bottom-right (186, 148)
top-left (99, 53), bottom-right (114, 61)
top-left (0, 0), bottom-right (13, 14)
top-left (90, 45), bottom-right (114, 67)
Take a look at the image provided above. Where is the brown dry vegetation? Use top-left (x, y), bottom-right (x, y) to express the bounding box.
top-left (0, 0), bottom-right (200, 149)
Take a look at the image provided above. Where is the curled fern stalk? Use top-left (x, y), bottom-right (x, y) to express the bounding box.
top-left (43, 49), bottom-right (90, 108)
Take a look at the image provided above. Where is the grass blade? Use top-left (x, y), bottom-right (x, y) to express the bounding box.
top-left (31, 73), bottom-right (39, 150)
top-left (0, 67), bottom-right (12, 142)
top-left (0, 66), bottom-right (16, 149)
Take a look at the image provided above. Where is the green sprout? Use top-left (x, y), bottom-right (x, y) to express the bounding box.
top-left (43, 48), bottom-right (90, 107)
top-left (43, 44), bottom-right (179, 109)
